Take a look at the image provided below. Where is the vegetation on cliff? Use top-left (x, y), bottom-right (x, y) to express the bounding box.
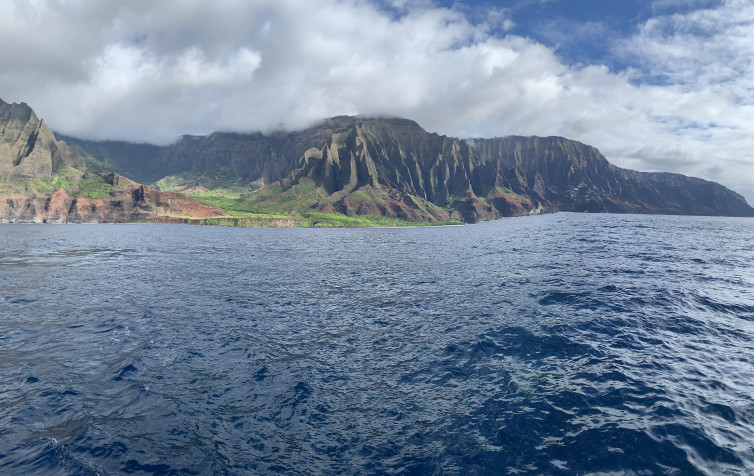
top-left (4, 97), bottom-right (753, 225)
top-left (63, 115), bottom-right (754, 222)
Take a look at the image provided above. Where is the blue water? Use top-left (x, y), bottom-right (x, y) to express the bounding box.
top-left (1, 214), bottom-right (753, 475)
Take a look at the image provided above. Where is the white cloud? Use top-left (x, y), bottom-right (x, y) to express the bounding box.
top-left (610, 0), bottom-right (754, 199)
top-left (623, 0), bottom-right (754, 90)
top-left (0, 0), bottom-right (752, 203)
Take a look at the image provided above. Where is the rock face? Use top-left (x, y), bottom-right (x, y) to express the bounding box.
top-left (0, 172), bottom-right (224, 223)
top-left (58, 129), bottom-right (315, 186)
top-left (0, 99), bottom-right (84, 179)
top-left (280, 117), bottom-right (550, 222)
top-left (472, 136), bottom-right (754, 217)
top-left (0, 99), bottom-right (225, 223)
top-left (65, 115), bottom-right (754, 222)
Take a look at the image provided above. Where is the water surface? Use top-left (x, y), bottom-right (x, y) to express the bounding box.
top-left (1, 214), bottom-right (753, 474)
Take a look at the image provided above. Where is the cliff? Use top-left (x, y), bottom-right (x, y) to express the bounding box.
top-left (0, 173), bottom-right (224, 224)
top-left (0, 100), bottom-right (84, 179)
top-left (0, 99), bottom-right (225, 223)
top-left (471, 136), bottom-right (754, 217)
top-left (46, 113), bottom-right (754, 222)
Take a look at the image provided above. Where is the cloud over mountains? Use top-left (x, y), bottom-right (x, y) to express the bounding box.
top-left (1, 0), bottom-right (752, 202)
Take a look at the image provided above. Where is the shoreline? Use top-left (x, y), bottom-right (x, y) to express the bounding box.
top-left (0, 214), bottom-right (469, 228)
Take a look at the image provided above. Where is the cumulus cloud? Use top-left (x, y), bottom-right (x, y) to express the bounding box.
top-left (614, 0), bottom-right (754, 199)
top-left (623, 0), bottom-right (754, 89)
top-left (0, 0), bottom-right (752, 202)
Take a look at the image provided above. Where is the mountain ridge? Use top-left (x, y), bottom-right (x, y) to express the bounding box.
top-left (61, 115), bottom-right (753, 221)
top-left (6, 99), bottom-right (752, 223)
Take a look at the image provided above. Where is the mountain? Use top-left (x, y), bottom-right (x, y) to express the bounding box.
top-left (471, 136), bottom-right (754, 217)
top-left (61, 115), bottom-right (754, 222)
top-left (0, 100), bottom-right (84, 179)
top-left (0, 99), bottom-right (224, 223)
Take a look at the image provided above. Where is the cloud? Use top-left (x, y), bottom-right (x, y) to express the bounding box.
top-left (0, 0), bottom-right (752, 203)
top-left (622, 0), bottom-right (754, 89)
top-left (610, 0), bottom-right (754, 198)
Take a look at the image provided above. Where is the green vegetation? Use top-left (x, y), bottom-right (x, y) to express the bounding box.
top-left (294, 212), bottom-right (461, 228)
top-left (0, 174), bottom-right (11, 194)
top-left (186, 181), bottom-right (463, 228)
top-left (237, 180), bottom-right (329, 215)
top-left (6, 172), bottom-right (125, 199)
top-left (79, 149), bottom-right (115, 172)
top-left (181, 216), bottom-right (292, 227)
top-left (441, 193), bottom-right (471, 211)
top-left (155, 166), bottom-right (246, 192)
top-left (205, 165), bottom-right (242, 188)
top-left (348, 189), bottom-right (375, 205)
top-left (182, 211), bottom-right (462, 228)
top-left (493, 186), bottom-right (523, 199)
top-left (21, 174), bottom-right (78, 195)
top-left (482, 186), bottom-right (524, 200)
top-left (170, 213), bottom-right (456, 228)
top-left (187, 188), bottom-right (250, 213)
top-left (76, 174), bottom-right (116, 199)
top-left (24, 176), bottom-right (63, 194)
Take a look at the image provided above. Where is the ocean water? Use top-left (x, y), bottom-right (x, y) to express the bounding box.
top-left (1, 214), bottom-right (753, 475)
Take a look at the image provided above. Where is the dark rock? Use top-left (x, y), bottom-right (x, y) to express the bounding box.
top-left (0, 99), bottom-right (84, 179)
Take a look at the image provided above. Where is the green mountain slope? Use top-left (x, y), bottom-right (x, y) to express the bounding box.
top-left (62, 115), bottom-right (754, 222)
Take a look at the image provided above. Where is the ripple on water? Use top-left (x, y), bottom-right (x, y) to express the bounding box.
top-left (1, 216), bottom-right (753, 474)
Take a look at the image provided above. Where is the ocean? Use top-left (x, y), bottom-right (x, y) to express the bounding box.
top-left (1, 213), bottom-right (753, 475)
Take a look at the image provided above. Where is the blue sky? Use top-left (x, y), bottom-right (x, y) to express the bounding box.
top-left (426, 0), bottom-right (723, 78)
top-left (0, 0), bottom-right (752, 202)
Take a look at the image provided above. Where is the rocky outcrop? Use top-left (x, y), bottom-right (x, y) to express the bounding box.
top-left (0, 174), bottom-right (224, 223)
top-left (1, 99), bottom-right (84, 179)
top-left (1, 99), bottom-right (226, 223)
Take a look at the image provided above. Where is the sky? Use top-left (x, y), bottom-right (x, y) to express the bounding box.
top-left (1, 0), bottom-right (753, 203)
